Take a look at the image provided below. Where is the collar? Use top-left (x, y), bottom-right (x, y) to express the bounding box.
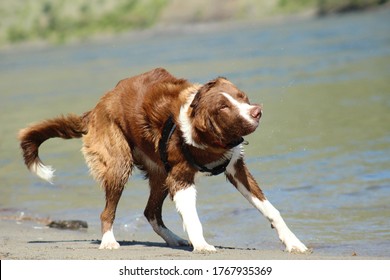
top-left (213, 137), bottom-right (245, 150)
top-left (181, 143), bottom-right (232, 175)
top-left (159, 115), bottom-right (242, 175)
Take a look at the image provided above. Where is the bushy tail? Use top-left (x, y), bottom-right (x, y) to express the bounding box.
top-left (18, 113), bottom-right (89, 183)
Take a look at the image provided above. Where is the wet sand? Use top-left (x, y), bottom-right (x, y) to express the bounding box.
top-left (0, 219), bottom-right (379, 260)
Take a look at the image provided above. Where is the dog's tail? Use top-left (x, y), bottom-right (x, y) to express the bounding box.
top-left (18, 112), bottom-right (90, 183)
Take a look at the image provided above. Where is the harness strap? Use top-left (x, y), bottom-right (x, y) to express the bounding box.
top-left (181, 143), bottom-right (232, 176)
top-left (158, 115), bottom-right (243, 175)
top-left (158, 115), bottom-right (177, 173)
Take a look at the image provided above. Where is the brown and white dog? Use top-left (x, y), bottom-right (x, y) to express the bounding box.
top-left (19, 68), bottom-right (308, 253)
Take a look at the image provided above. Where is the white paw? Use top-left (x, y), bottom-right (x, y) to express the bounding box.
top-left (284, 236), bottom-right (309, 253)
top-left (286, 243), bottom-right (308, 253)
top-left (193, 243), bottom-right (217, 253)
top-left (276, 226), bottom-right (309, 254)
top-left (99, 241), bottom-right (120, 250)
top-left (99, 230), bottom-right (120, 250)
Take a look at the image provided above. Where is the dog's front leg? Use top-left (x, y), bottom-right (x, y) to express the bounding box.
top-left (226, 156), bottom-right (308, 253)
top-left (167, 171), bottom-right (216, 252)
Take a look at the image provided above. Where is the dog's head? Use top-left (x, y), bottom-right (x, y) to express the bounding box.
top-left (187, 78), bottom-right (262, 150)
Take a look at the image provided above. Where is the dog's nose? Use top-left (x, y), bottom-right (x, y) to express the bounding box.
top-left (250, 105), bottom-right (262, 120)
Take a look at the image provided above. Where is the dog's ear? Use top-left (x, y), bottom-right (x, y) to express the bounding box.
top-left (189, 89), bottom-right (201, 116)
top-left (198, 77), bottom-right (226, 95)
top-left (190, 78), bottom-right (226, 117)
top-left (198, 79), bottom-right (218, 93)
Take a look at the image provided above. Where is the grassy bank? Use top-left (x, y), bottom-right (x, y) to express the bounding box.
top-left (0, 0), bottom-right (387, 47)
top-left (1, 0), bottom-right (168, 45)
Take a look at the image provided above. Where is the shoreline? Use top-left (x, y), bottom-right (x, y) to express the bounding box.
top-left (2, 4), bottom-right (389, 53)
top-left (0, 11), bottom-right (315, 53)
top-left (0, 219), bottom-right (383, 260)
top-left (1, 0), bottom-right (388, 51)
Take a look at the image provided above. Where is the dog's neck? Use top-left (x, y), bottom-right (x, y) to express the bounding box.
top-left (178, 85), bottom-right (205, 149)
top-left (159, 115), bottom-right (241, 175)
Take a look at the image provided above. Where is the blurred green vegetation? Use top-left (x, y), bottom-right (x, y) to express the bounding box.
top-left (0, 0), bottom-right (387, 46)
top-left (1, 0), bottom-right (168, 45)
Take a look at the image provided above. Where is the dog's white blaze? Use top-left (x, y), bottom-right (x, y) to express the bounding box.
top-left (178, 91), bottom-right (206, 149)
top-left (149, 219), bottom-right (188, 247)
top-left (99, 227), bottom-right (120, 250)
top-left (30, 160), bottom-right (55, 184)
top-left (221, 92), bottom-right (258, 125)
top-left (234, 181), bottom-right (308, 252)
top-left (173, 185), bottom-right (216, 251)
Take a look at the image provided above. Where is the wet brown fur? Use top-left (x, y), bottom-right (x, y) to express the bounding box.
top-left (18, 68), bottom-right (265, 246)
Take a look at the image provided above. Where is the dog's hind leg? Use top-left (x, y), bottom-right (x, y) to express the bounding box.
top-left (99, 180), bottom-right (125, 249)
top-left (82, 122), bottom-right (133, 250)
top-left (144, 171), bottom-right (190, 247)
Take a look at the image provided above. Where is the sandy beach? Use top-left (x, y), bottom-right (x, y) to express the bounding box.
top-left (0, 219), bottom-right (381, 260)
top-left (1, 7), bottom-right (389, 263)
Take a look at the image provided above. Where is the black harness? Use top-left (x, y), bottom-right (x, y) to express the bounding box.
top-left (158, 115), bottom-right (244, 175)
top-left (158, 115), bottom-right (177, 173)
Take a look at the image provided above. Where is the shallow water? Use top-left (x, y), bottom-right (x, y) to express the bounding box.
top-left (1, 9), bottom-right (389, 257)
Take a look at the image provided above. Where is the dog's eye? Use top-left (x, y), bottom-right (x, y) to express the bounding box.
top-left (219, 104), bottom-right (229, 111)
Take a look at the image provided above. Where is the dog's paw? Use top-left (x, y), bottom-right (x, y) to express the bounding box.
top-left (284, 239), bottom-right (309, 254)
top-left (193, 243), bottom-right (217, 253)
top-left (167, 238), bottom-right (191, 247)
top-left (291, 246), bottom-right (313, 254)
top-left (99, 230), bottom-right (120, 249)
top-left (278, 229), bottom-right (309, 254)
top-left (177, 239), bottom-right (191, 247)
top-left (99, 241), bottom-right (120, 250)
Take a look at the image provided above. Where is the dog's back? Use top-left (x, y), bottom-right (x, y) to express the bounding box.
top-left (82, 68), bottom-right (195, 169)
